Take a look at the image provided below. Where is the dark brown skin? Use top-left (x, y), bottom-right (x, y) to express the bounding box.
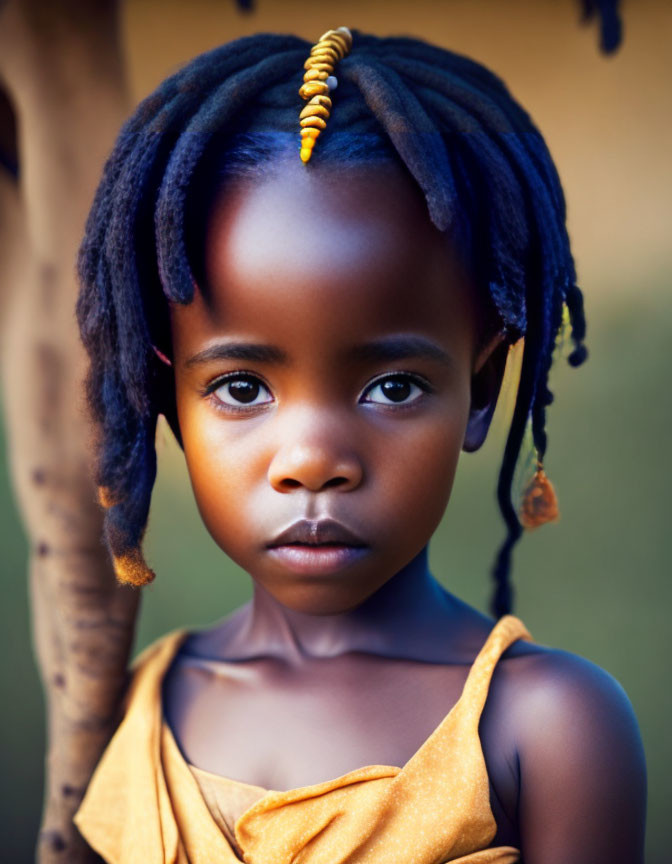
top-left (163, 159), bottom-right (647, 862)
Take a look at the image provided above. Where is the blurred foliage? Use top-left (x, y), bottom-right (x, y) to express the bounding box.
top-left (1, 283), bottom-right (670, 860)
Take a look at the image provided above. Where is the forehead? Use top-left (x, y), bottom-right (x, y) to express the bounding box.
top-left (171, 160), bottom-right (477, 355)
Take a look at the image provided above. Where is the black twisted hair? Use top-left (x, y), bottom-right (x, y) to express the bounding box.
top-left (76, 30), bottom-right (587, 617)
top-left (229, 2), bottom-right (625, 54)
top-left (580, 0), bottom-right (622, 54)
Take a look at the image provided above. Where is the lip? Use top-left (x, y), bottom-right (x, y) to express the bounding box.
top-left (267, 518), bottom-right (367, 548)
top-left (266, 518), bottom-right (369, 575)
top-left (266, 545), bottom-right (369, 576)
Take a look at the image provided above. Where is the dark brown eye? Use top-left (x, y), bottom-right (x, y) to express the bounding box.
top-left (213, 375), bottom-right (273, 407)
top-left (362, 374), bottom-right (425, 405)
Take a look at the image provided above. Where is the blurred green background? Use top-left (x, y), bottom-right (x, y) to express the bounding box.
top-left (2, 0), bottom-right (670, 861)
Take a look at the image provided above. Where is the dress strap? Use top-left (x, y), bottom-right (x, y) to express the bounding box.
top-left (458, 614), bottom-right (533, 725)
top-left (399, 613), bottom-right (533, 773)
top-left (388, 614), bottom-right (533, 852)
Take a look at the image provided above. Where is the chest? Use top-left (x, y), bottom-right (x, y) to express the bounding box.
top-left (164, 652), bottom-right (509, 789)
top-left (162, 646), bottom-right (524, 848)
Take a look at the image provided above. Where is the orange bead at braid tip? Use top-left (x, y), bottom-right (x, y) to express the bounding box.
top-left (519, 457), bottom-right (560, 530)
top-left (298, 26), bottom-right (353, 163)
top-left (97, 485), bottom-right (156, 586)
top-left (97, 485), bottom-right (117, 509)
top-left (111, 548), bottom-right (156, 587)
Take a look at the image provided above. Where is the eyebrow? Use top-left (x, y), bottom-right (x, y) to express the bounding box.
top-left (350, 336), bottom-right (454, 368)
top-left (184, 335), bottom-right (454, 369)
top-left (185, 342), bottom-right (289, 368)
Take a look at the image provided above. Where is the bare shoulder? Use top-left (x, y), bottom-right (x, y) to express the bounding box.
top-left (492, 636), bottom-right (647, 789)
top-left (497, 636), bottom-right (640, 722)
top-left (488, 636), bottom-right (647, 864)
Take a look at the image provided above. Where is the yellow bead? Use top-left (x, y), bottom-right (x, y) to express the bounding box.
top-left (300, 116), bottom-right (327, 130)
top-left (320, 26), bottom-right (352, 47)
top-left (300, 148), bottom-right (313, 163)
top-left (299, 80), bottom-right (330, 99)
top-left (326, 34), bottom-right (350, 56)
top-left (317, 27), bottom-right (352, 52)
top-left (310, 47), bottom-right (339, 64)
top-left (299, 104), bottom-right (330, 121)
top-left (303, 59), bottom-right (333, 72)
top-left (300, 127), bottom-right (320, 139)
top-left (312, 94), bottom-right (332, 109)
top-left (303, 69), bottom-right (328, 82)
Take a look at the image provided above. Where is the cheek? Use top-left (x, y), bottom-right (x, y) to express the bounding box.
top-left (377, 414), bottom-right (465, 538)
top-left (178, 401), bottom-right (264, 544)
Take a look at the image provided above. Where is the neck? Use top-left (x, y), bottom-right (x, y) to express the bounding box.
top-left (222, 548), bottom-right (470, 663)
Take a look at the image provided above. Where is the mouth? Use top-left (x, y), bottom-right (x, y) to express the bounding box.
top-left (267, 518), bottom-right (367, 548)
top-left (266, 518), bottom-right (369, 575)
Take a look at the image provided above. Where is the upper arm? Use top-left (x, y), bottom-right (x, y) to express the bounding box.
top-left (513, 650), bottom-right (647, 864)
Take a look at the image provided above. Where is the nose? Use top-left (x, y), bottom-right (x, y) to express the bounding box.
top-left (267, 416), bottom-right (364, 494)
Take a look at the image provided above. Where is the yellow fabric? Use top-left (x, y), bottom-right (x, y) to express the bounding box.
top-left (187, 767), bottom-right (267, 857)
top-left (74, 614), bottom-right (532, 864)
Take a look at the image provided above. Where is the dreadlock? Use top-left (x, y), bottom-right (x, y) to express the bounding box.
top-left (76, 30), bottom-right (587, 617)
top-left (580, 0), bottom-right (622, 54)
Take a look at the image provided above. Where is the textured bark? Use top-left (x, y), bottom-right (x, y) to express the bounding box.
top-left (0, 2), bottom-right (139, 861)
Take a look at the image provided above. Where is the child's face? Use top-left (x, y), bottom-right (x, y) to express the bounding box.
top-left (169, 159), bottom-right (499, 615)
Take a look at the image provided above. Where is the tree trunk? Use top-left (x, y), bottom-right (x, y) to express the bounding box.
top-left (0, 2), bottom-right (139, 860)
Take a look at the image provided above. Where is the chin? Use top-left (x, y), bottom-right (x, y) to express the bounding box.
top-left (264, 580), bottom-right (374, 617)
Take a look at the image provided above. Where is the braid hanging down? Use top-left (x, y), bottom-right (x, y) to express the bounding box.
top-left (77, 30), bottom-right (587, 616)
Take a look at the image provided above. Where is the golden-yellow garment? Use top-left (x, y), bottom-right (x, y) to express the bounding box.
top-left (74, 613), bottom-right (532, 863)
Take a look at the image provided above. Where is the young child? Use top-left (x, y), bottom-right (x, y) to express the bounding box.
top-left (72, 27), bottom-right (646, 864)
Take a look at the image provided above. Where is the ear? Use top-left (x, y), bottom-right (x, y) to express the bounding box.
top-left (462, 331), bottom-right (509, 453)
top-left (152, 347), bottom-right (184, 450)
top-left (162, 401), bottom-right (184, 451)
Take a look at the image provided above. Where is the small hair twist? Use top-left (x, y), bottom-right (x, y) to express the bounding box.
top-left (298, 26), bottom-right (353, 163)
